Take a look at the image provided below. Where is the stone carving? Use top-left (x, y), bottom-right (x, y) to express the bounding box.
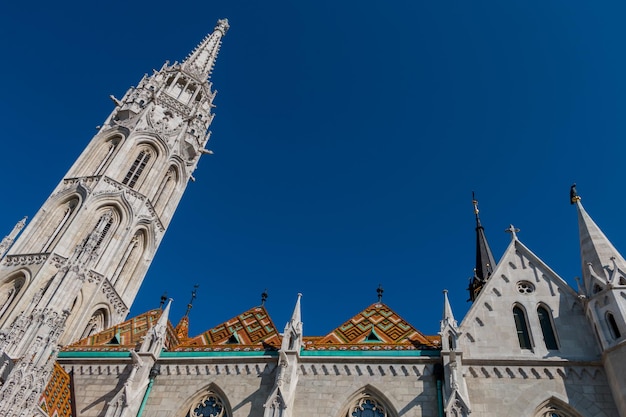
top-left (3, 254), bottom-right (49, 267)
top-left (101, 279), bottom-right (128, 316)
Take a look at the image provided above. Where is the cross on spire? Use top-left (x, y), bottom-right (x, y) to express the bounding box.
top-left (261, 289), bottom-right (268, 306)
top-left (505, 224), bottom-right (520, 240)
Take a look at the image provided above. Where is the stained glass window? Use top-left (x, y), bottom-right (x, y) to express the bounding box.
top-left (188, 392), bottom-right (228, 417)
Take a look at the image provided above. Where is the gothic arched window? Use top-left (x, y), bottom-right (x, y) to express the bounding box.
top-left (123, 148), bottom-right (153, 188)
top-left (0, 274), bottom-right (26, 318)
top-left (513, 305), bottom-right (532, 349)
top-left (606, 312), bottom-right (621, 339)
top-left (188, 391), bottom-right (229, 417)
top-left (346, 394), bottom-right (389, 417)
top-left (94, 136), bottom-right (121, 175)
top-left (42, 198), bottom-right (79, 252)
top-left (537, 306), bottom-right (558, 350)
top-left (154, 166), bottom-right (179, 215)
top-left (81, 308), bottom-right (108, 339)
top-left (534, 397), bottom-right (583, 417)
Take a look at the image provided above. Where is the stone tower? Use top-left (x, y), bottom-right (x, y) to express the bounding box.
top-left (572, 189), bottom-right (626, 415)
top-left (0, 19), bottom-right (228, 416)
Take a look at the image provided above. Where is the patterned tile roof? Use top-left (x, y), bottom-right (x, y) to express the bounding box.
top-left (40, 362), bottom-right (74, 417)
top-left (64, 308), bottom-right (179, 352)
top-left (175, 306), bottom-right (281, 352)
top-left (305, 303), bottom-right (440, 351)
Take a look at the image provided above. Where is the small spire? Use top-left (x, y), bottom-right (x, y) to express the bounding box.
top-left (290, 293), bottom-right (302, 324)
top-left (261, 289), bottom-right (268, 306)
top-left (505, 224), bottom-right (520, 240)
top-left (573, 187), bottom-right (626, 293)
top-left (0, 216), bottom-right (28, 259)
top-left (184, 285), bottom-right (199, 318)
top-left (468, 193), bottom-right (497, 302)
top-left (377, 284), bottom-right (384, 303)
top-left (159, 292), bottom-right (167, 309)
top-left (441, 290), bottom-right (457, 330)
top-left (181, 19), bottom-right (229, 82)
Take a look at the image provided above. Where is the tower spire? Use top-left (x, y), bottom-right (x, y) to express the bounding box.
top-left (0, 217), bottom-right (27, 260)
top-left (182, 19), bottom-right (229, 81)
top-left (572, 187), bottom-right (626, 293)
top-left (468, 193), bottom-right (496, 301)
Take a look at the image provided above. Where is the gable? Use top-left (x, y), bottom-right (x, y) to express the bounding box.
top-left (65, 308), bottom-right (178, 351)
top-left (176, 306), bottom-right (281, 351)
top-left (306, 303), bottom-right (440, 351)
top-left (459, 239), bottom-right (599, 360)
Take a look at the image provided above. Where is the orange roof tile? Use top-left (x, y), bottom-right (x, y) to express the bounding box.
top-left (306, 303), bottom-right (440, 350)
top-left (175, 306), bottom-right (281, 351)
top-left (64, 308), bottom-right (179, 352)
top-left (40, 362), bottom-right (74, 417)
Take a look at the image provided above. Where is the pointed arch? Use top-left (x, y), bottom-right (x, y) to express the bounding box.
top-left (338, 385), bottom-right (398, 417)
top-left (0, 271), bottom-right (28, 319)
top-left (38, 196), bottom-right (81, 253)
top-left (606, 311), bottom-right (621, 339)
top-left (153, 164), bottom-right (180, 215)
top-left (81, 307), bottom-right (110, 339)
top-left (111, 228), bottom-right (147, 293)
top-left (513, 304), bottom-right (533, 349)
top-left (179, 383), bottom-right (233, 417)
top-left (533, 396), bottom-right (584, 417)
top-left (537, 304), bottom-right (559, 350)
top-left (93, 134), bottom-right (123, 176)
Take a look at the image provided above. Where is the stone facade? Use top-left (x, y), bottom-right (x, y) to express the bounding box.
top-left (0, 18), bottom-right (625, 417)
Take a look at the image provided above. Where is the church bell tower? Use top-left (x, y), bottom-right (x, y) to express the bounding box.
top-left (0, 19), bottom-right (228, 415)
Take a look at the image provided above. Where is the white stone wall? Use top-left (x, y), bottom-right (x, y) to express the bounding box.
top-left (293, 359), bottom-right (440, 417)
top-left (464, 363), bottom-right (618, 416)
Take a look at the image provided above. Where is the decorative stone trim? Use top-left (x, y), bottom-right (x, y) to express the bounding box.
top-left (101, 279), bottom-right (128, 316)
top-left (2, 253), bottom-right (49, 266)
top-left (466, 365), bottom-right (602, 381)
top-left (158, 93), bottom-right (192, 116)
top-left (298, 363), bottom-right (431, 378)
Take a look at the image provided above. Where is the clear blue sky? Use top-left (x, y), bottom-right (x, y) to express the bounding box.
top-left (1, 1), bottom-right (626, 337)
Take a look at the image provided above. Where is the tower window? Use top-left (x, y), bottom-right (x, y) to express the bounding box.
top-left (122, 150), bottom-right (152, 188)
top-left (513, 306), bottom-right (532, 349)
top-left (537, 306), bottom-right (558, 350)
top-left (607, 312), bottom-right (621, 339)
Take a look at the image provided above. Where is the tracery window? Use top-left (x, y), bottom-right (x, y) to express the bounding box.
top-left (513, 305), bottom-right (532, 349)
top-left (534, 400), bottom-right (581, 417)
top-left (347, 394), bottom-right (388, 417)
top-left (188, 391), bottom-right (228, 417)
top-left (537, 306), bottom-right (558, 350)
top-left (122, 149), bottom-right (152, 188)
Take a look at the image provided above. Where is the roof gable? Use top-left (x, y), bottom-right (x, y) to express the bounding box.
top-left (307, 303), bottom-right (439, 350)
top-left (64, 308), bottom-right (178, 351)
top-left (176, 306), bottom-right (281, 351)
top-left (459, 238), bottom-right (598, 360)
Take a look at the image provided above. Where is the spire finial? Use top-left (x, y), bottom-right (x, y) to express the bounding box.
top-left (261, 289), bottom-right (268, 306)
top-left (570, 183), bottom-right (581, 204)
top-left (377, 284), bottom-right (384, 303)
top-left (505, 224), bottom-right (520, 240)
top-left (468, 193), bottom-right (497, 302)
top-left (159, 292), bottom-right (167, 309)
top-left (472, 191), bottom-right (481, 226)
top-left (181, 19), bottom-right (229, 82)
top-left (184, 285), bottom-right (199, 318)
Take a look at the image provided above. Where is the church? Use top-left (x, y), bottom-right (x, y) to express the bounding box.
top-left (0, 18), bottom-right (624, 417)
